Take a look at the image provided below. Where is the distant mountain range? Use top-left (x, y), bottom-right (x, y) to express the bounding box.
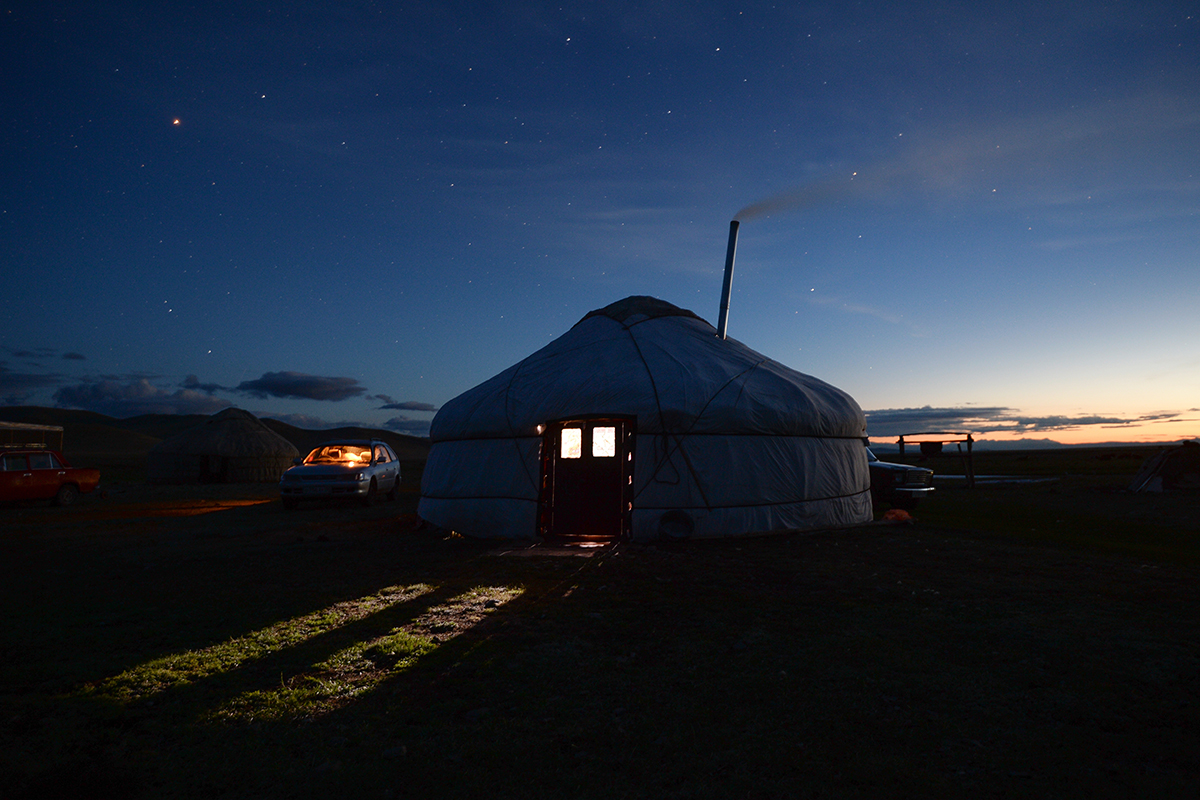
top-left (0, 406), bottom-right (430, 463)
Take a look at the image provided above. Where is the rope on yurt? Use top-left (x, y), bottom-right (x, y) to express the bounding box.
top-left (624, 318), bottom-right (767, 512)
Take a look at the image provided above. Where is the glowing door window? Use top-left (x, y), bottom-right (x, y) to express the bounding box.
top-left (561, 428), bottom-right (582, 459)
top-left (592, 426), bottom-right (616, 457)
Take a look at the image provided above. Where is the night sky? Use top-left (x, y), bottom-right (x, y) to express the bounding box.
top-left (4, 1), bottom-right (1198, 444)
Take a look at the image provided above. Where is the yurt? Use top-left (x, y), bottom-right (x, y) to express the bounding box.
top-left (147, 407), bottom-right (299, 484)
top-left (418, 296), bottom-right (872, 541)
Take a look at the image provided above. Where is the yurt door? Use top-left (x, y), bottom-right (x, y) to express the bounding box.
top-left (542, 418), bottom-right (633, 540)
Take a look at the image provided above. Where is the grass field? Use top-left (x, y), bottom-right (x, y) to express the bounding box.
top-left (2, 446), bottom-right (1197, 798)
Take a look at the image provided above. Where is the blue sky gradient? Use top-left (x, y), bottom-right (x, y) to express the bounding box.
top-left (3, 1), bottom-right (1198, 442)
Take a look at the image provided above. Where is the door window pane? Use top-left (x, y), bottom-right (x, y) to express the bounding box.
top-left (561, 428), bottom-right (582, 459)
top-left (592, 426), bottom-right (616, 458)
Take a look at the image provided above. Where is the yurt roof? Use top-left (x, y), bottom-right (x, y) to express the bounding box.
top-left (430, 296), bottom-right (865, 442)
top-left (577, 295), bottom-right (705, 326)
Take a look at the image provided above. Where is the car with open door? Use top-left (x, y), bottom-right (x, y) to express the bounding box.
top-left (279, 439), bottom-right (401, 508)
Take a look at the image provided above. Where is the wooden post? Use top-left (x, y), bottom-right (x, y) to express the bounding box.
top-left (966, 434), bottom-right (975, 489)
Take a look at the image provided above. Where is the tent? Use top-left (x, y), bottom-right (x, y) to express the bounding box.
top-left (147, 407), bottom-right (299, 484)
top-left (1129, 441), bottom-right (1200, 492)
top-left (418, 296), bottom-right (872, 541)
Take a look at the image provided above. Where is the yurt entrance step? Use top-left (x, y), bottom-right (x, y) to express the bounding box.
top-left (540, 417), bottom-right (634, 541)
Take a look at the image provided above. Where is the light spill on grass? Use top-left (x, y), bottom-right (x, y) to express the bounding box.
top-left (132, 498), bottom-right (278, 517)
top-left (76, 584), bottom-right (523, 722)
top-left (206, 585), bottom-right (523, 721)
top-left (77, 584), bottom-right (435, 703)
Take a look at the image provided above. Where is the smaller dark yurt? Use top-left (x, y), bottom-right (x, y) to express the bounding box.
top-left (147, 408), bottom-right (299, 484)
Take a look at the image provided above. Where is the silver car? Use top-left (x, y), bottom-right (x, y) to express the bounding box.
top-left (279, 439), bottom-right (401, 508)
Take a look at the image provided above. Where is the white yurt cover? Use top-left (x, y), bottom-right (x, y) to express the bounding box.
top-left (419, 296), bottom-right (871, 540)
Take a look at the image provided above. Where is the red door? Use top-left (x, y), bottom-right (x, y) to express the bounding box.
top-left (543, 418), bottom-right (633, 540)
top-left (26, 451), bottom-right (62, 500)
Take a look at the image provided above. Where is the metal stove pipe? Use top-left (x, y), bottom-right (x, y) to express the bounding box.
top-left (716, 219), bottom-right (739, 339)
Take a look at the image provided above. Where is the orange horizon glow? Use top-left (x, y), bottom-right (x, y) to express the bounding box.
top-left (887, 419), bottom-right (1198, 448)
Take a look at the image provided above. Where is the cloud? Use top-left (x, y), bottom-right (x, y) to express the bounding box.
top-left (5, 348), bottom-right (54, 360)
top-left (736, 91), bottom-right (1200, 222)
top-left (383, 416), bottom-right (432, 436)
top-left (2, 346), bottom-right (58, 367)
top-left (265, 412), bottom-right (372, 430)
top-left (0, 363), bottom-right (66, 404)
top-left (52, 379), bottom-right (232, 417)
top-left (378, 400), bottom-right (438, 412)
top-left (0, 363), bottom-right (64, 391)
top-left (864, 406), bottom-right (1191, 438)
top-left (182, 374), bottom-right (229, 395)
top-left (1, 349), bottom-right (88, 403)
top-left (235, 371), bottom-right (367, 402)
top-left (1149, 409), bottom-right (1200, 425)
top-left (865, 406), bottom-right (1014, 434)
top-left (806, 294), bottom-right (925, 333)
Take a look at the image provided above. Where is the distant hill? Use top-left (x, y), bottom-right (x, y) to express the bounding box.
top-left (260, 419), bottom-right (429, 463)
top-left (0, 406), bottom-right (121, 429)
top-left (118, 413), bottom-right (218, 441)
top-left (65, 422), bottom-right (162, 457)
top-left (0, 406), bottom-right (429, 464)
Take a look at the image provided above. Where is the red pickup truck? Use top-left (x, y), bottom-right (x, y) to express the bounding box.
top-left (0, 448), bottom-right (101, 506)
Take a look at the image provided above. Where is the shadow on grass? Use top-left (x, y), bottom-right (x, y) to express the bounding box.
top-left (2, 496), bottom-right (607, 797)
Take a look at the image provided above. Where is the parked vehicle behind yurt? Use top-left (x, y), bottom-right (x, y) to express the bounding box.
top-left (147, 407), bottom-right (299, 484)
top-left (1129, 440), bottom-right (1200, 492)
top-left (419, 296), bottom-right (872, 542)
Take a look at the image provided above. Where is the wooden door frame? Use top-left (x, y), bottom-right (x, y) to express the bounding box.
top-left (538, 415), bottom-right (636, 541)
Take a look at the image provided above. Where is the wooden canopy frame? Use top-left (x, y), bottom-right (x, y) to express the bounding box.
top-left (0, 421), bottom-right (64, 451)
top-left (896, 431), bottom-right (975, 488)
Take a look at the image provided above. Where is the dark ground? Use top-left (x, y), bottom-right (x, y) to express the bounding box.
top-left (1, 447), bottom-right (1198, 798)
